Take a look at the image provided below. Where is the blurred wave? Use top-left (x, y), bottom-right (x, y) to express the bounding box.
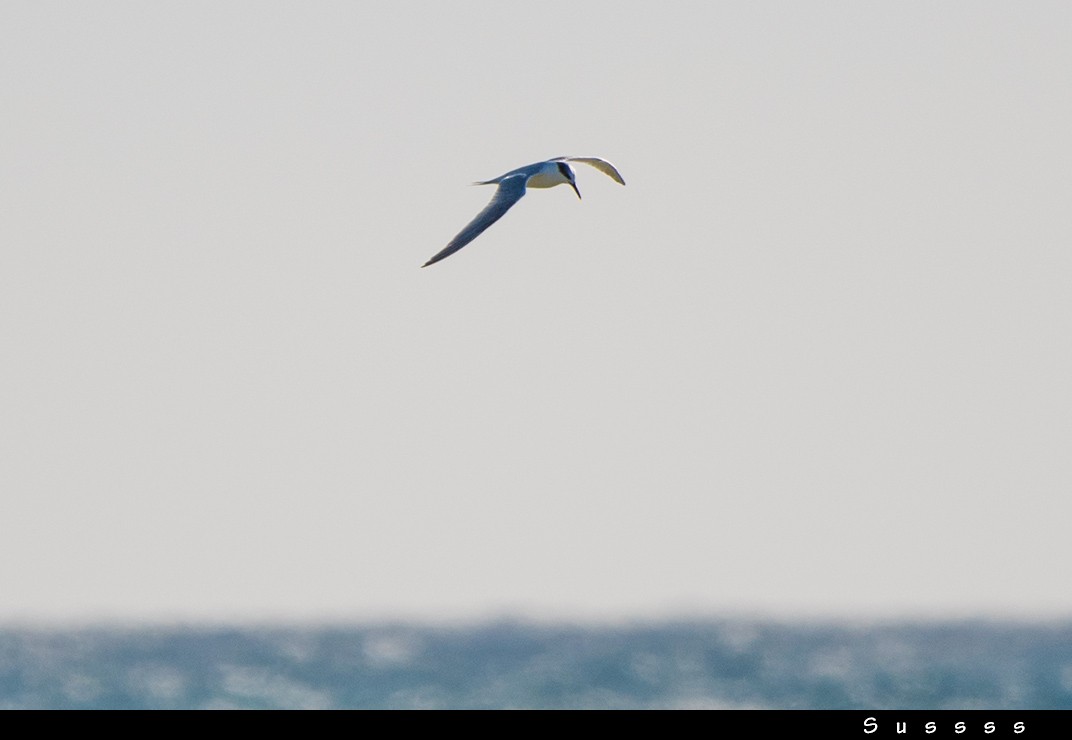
top-left (2, 619), bottom-right (1071, 709)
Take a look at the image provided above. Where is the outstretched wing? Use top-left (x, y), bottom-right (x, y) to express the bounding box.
top-left (552, 156), bottom-right (626, 186)
top-left (422, 174), bottom-right (528, 268)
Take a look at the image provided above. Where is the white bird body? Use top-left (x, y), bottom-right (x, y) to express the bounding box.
top-left (422, 156), bottom-right (625, 268)
top-left (512, 163), bottom-right (567, 189)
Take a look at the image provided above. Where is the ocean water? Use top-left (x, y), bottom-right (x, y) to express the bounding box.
top-left (2, 619), bottom-right (1071, 709)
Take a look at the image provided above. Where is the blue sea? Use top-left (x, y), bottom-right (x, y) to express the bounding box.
top-left (2, 619), bottom-right (1071, 709)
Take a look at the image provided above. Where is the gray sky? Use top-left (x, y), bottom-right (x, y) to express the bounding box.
top-left (2, 2), bottom-right (1070, 623)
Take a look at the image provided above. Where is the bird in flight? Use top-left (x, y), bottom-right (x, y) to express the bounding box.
top-left (421, 156), bottom-right (626, 268)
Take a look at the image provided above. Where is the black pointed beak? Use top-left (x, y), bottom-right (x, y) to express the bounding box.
top-left (570, 181), bottom-right (581, 200)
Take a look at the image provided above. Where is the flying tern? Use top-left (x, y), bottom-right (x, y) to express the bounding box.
top-left (421, 156), bottom-right (625, 268)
